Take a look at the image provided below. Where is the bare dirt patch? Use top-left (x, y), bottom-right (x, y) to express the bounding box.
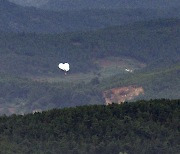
top-left (95, 56), bottom-right (146, 69)
top-left (103, 86), bottom-right (144, 105)
top-left (8, 107), bottom-right (16, 114)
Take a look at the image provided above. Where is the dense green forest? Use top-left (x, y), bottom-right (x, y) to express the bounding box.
top-left (0, 99), bottom-right (179, 153)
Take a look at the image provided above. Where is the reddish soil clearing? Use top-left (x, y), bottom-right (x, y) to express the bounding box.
top-left (103, 86), bottom-right (144, 105)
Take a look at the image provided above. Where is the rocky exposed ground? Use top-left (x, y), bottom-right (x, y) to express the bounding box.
top-left (103, 86), bottom-right (144, 105)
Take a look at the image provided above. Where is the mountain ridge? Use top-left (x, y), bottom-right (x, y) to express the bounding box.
top-left (8, 0), bottom-right (180, 11)
top-left (0, 0), bottom-right (179, 33)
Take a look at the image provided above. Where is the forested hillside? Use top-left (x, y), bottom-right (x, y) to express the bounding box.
top-left (0, 99), bottom-right (179, 154)
top-left (0, 18), bottom-right (179, 115)
top-left (1, 0), bottom-right (180, 33)
top-left (102, 64), bottom-right (180, 100)
top-left (0, 73), bottom-right (103, 115)
top-left (0, 62), bottom-right (179, 115)
top-left (0, 1), bottom-right (179, 153)
top-left (1, 18), bottom-right (179, 75)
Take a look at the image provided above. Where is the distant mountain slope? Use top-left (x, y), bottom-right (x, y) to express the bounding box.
top-left (41, 0), bottom-right (180, 11)
top-left (8, 0), bottom-right (180, 11)
top-left (0, 62), bottom-right (179, 115)
top-left (1, 0), bottom-right (180, 33)
top-left (0, 19), bottom-right (179, 115)
top-left (0, 18), bottom-right (179, 75)
top-left (9, 0), bottom-right (48, 7)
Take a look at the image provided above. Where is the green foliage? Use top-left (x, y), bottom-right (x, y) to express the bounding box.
top-left (0, 17), bottom-right (180, 114)
top-left (0, 18), bottom-right (179, 114)
top-left (0, 74), bottom-right (103, 115)
top-left (0, 99), bottom-right (179, 153)
top-left (101, 63), bottom-right (180, 99)
top-left (0, 62), bottom-right (179, 115)
top-left (0, 18), bottom-right (179, 75)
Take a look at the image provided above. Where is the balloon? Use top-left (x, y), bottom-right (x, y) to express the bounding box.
top-left (125, 68), bottom-right (133, 73)
top-left (58, 63), bottom-right (70, 72)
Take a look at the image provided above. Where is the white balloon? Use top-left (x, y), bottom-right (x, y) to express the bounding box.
top-left (125, 68), bottom-right (133, 73)
top-left (58, 63), bottom-right (70, 72)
